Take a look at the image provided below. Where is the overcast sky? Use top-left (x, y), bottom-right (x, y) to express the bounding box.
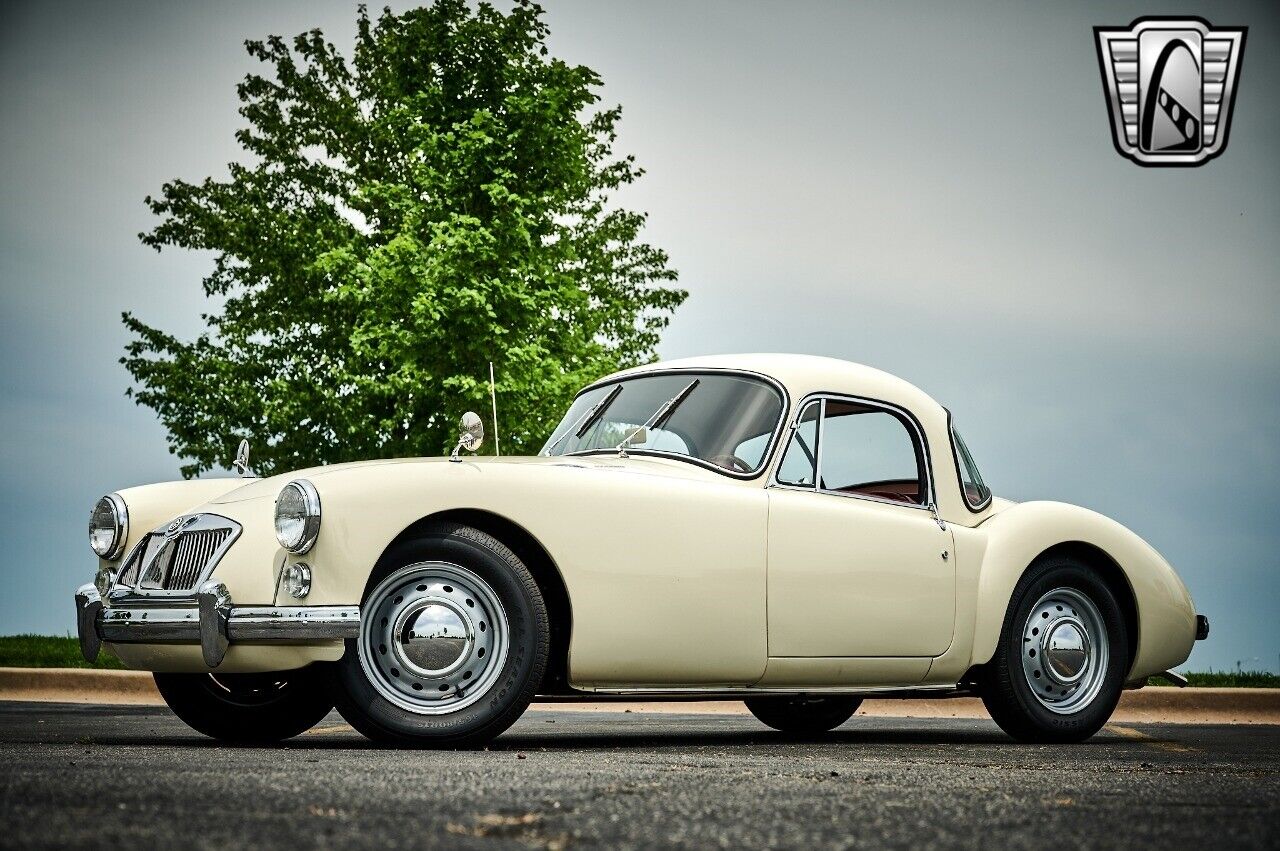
top-left (2, 1), bottom-right (1277, 672)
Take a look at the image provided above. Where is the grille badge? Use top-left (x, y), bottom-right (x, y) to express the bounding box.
top-left (164, 516), bottom-right (197, 541)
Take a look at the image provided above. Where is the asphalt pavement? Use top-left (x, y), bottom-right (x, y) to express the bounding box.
top-left (0, 701), bottom-right (1276, 849)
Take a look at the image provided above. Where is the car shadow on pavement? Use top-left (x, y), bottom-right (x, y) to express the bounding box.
top-left (63, 727), bottom-right (1117, 750)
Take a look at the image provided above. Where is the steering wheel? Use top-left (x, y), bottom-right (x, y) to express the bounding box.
top-left (710, 454), bottom-right (753, 473)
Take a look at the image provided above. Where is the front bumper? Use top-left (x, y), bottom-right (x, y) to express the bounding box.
top-left (75, 581), bottom-right (359, 668)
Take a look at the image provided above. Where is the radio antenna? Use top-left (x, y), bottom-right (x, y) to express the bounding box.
top-left (489, 361), bottom-right (501, 457)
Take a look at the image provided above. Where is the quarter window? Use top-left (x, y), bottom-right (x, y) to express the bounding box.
top-left (776, 401), bottom-right (821, 486)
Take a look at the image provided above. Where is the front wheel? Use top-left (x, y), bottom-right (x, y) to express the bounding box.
top-left (744, 696), bottom-right (862, 733)
top-left (329, 523), bottom-right (549, 748)
top-left (154, 667), bottom-right (333, 743)
top-left (980, 556), bottom-right (1129, 743)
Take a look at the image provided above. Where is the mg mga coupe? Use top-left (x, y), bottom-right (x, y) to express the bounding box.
top-left (76, 354), bottom-right (1207, 746)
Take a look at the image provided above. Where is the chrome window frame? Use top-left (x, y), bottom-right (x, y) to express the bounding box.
top-left (768, 391), bottom-right (937, 513)
top-left (557, 367), bottom-right (791, 481)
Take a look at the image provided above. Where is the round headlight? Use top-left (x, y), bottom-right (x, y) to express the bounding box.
top-left (275, 480), bottom-right (321, 553)
top-left (89, 494), bottom-right (128, 560)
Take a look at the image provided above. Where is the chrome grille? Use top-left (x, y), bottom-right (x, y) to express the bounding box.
top-left (113, 515), bottom-right (241, 595)
top-left (163, 529), bottom-right (231, 590)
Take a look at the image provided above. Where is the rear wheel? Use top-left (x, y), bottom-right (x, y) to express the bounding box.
top-left (329, 523), bottom-right (549, 748)
top-left (980, 556), bottom-right (1129, 743)
top-left (154, 667), bottom-right (332, 743)
top-left (744, 696), bottom-right (862, 733)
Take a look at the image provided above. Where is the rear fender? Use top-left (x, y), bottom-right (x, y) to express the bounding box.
top-left (971, 501), bottom-right (1196, 680)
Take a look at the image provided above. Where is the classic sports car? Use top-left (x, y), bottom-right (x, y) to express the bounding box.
top-left (76, 354), bottom-right (1208, 746)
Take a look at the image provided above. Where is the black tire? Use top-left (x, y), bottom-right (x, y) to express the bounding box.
top-left (153, 667), bottom-right (333, 743)
top-left (329, 522), bottom-right (549, 748)
top-left (744, 696), bottom-right (862, 733)
top-left (980, 556), bottom-right (1129, 743)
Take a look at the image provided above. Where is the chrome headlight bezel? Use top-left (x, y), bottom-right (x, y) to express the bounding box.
top-left (274, 479), bottom-right (321, 554)
top-left (89, 493), bottom-right (128, 560)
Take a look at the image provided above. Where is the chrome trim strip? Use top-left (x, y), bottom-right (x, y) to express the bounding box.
top-left (556, 367), bottom-right (792, 481)
top-left (585, 684), bottom-right (964, 698)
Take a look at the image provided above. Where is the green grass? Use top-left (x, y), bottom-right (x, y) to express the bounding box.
top-left (0, 634), bottom-right (125, 669)
top-left (1147, 670), bottom-right (1280, 688)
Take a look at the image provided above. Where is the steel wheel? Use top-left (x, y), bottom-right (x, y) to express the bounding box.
top-left (980, 555), bottom-right (1129, 743)
top-left (1020, 587), bottom-right (1109, 714)
top-left (358, 561), bottom-right (510, 715)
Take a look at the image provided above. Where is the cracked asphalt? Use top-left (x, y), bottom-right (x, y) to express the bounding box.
top-left (0, 701), bottom-right (1276, 849)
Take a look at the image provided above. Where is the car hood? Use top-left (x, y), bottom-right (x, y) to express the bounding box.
top-left (208, 453), bottom-right (746, 504)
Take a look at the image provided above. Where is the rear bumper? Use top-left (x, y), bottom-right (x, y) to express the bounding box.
top-left (75, 582), bottom-right (359, 668)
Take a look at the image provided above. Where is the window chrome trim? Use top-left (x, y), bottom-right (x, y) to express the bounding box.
top-left (556, 367), bottom-right (791, 481)
top-left (768, 391), bottom-right (937, 513)
top-left (947, 410), bottom-right (993, 513)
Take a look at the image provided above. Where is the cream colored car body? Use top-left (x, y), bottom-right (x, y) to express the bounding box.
top-left (99, 354), bottom-right (1198, 693)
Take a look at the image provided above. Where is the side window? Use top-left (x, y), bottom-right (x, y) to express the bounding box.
top-left (819, 401), bottom-right (924, 504)
top-left (776, 401), bottom-right (820, 486)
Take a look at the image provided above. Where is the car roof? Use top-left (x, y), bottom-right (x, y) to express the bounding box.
top-left (600, 353), bottom-right (944, 421)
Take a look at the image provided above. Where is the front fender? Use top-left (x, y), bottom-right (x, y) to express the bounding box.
top-left (207, 457), bottom-right (771, 688)
top-left (970, 501), bottom-right (1196, 681)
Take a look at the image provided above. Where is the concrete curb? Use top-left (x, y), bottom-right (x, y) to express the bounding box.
top-left (3, 667), bottom-right (1277, 724)
top-left (0, 667), bottom-right (164, 705)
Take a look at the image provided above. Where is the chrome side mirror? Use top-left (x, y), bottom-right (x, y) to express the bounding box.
top-left (449, 412), bottom-right (484, 461)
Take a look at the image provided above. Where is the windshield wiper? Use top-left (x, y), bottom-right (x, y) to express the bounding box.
top-left (542, 384), bottom-right (623, 456)
top-left (617, 378), bottom-right (700, 457)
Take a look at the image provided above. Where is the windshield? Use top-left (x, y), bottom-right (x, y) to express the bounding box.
top-left (540, 371), bottom-right (785, 475)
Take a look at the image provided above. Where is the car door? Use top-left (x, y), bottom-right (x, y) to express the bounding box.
top-left (766, 397), bottom-right (956, 658)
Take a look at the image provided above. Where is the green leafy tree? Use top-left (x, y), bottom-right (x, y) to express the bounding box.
top-left (124, 1), bottom-right (684, 477)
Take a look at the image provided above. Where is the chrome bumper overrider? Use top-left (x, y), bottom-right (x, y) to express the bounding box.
top-left (75, 581), bottom-right (359, 668)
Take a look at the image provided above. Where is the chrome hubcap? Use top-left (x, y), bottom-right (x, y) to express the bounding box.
top-left (395, 601), bottom-right (471, 676)
top-left (1043, 618), bottom-right (1088, 684)
top-left (1020, 587), bottom-right (1108, 714)
top-left (358, 562), bottom-right (509, 715)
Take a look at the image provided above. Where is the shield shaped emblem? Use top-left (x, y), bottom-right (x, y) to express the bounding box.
top-left (1095, 17), bottom-right (1247, 166)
